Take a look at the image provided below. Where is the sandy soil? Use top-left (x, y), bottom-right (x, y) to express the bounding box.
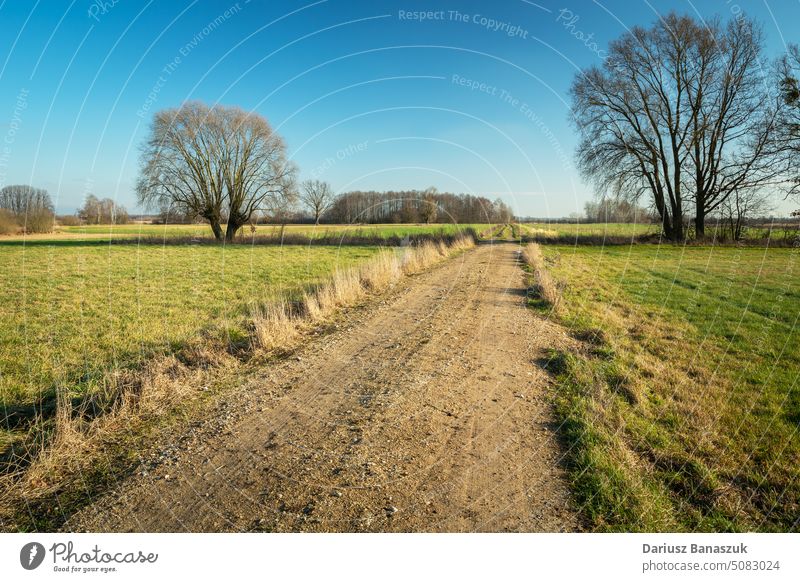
top-left (67, 242), bottom-right (580, 532)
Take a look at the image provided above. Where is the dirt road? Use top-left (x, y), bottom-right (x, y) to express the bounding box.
top-left (68, 242), bottom-right (579, 532)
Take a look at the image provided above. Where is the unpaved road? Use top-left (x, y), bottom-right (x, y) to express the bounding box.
top-left (68, 242), bottom-right (579, 532)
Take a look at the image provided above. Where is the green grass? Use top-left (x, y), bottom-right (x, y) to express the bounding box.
top-left (0, 242), bottom-right (381, 410)
top-left (539, 244), bottom-right (800, 531)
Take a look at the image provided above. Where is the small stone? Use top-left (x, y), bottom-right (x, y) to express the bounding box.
top-left (331, 490), bottom-right (342, 497)
top-left (385, 505), bottom-right (398, 516)
top-left (164, 474), bottom-right (171, 481)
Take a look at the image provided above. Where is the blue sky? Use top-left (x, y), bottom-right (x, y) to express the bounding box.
top-left (0, 0), bottom-right (798, 217)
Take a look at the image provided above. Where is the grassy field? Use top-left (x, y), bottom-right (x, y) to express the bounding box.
top-left (28, 222), bottom-right (487, 241)
top-left (0, 223), bottom-right (481, 457)
top-left (521, 222), bottom-right (659, 239)
top-left (537, 244), bottom-right (800, 531)
top-left (0, 241), bottom-right (382, 414)
top-left (521, 221), bottom-right (800, 244)
top-left (0, 220), bottom-right (483, 418)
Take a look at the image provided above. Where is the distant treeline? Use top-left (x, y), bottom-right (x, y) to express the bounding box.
top-left (583, 199), bottom-right (654, 224)
top-left (0, 186), bottom-right (131, 234)
top-left (518, 198), bottom-right (655, 224)
top-left (323, 189), bottom-right (513, 224)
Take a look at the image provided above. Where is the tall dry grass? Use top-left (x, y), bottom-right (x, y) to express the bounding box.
top-left (0, 352), bottom-right (211, 528)
top-left (521, 243), bottom-right (561, 310)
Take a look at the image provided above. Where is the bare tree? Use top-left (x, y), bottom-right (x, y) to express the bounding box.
top-left (418, 187), bottom-right (439, 224)
top-left (137, 102), bottom-right (227, 240)
top-left (137, 102), bottom-right (295, 241)
top-left (262, 188), bottom-right (299, 241)
top-left (0, 184), bottom-right (53, 215)
top-left (571, 14), bottom-right (697, 241)
top-left (718, 187), bottom-right (773, 241)
top-left (571, 12), bottom-right (788, 241)
top-left (300, 179), bottom-right (333, 224)
top-left (78, 194), bottom-right (129, 224)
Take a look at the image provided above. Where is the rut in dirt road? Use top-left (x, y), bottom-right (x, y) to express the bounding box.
top-left (68, 242), bottom-right (580, 532)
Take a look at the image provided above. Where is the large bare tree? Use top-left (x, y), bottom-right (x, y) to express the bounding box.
top-left (137, 102), bottom-right (295, 241)
top-left (299, 179), bottom-right (333, 224)
top-left (571, 12), bottom-right (787, 241)
top-left (571, 14), bottom-right (695, 240)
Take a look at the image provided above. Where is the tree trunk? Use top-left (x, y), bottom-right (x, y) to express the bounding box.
top-left (663, 220), bottom-right (673, 241)
top-left (659, 207), bottom-right (674, 240)
top-left (694, 203), bottom-right (706, 239)
top-left (672, 213), bottom-right (684, 241)
top-left (225, 219), bottom-right (242, 242)
top-left (209, 219), bottom-right (223, 241)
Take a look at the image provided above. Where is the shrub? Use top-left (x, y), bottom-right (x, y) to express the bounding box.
top-left (23, 207), bottom-right (55, 233)
top-left (0, 209), bottom-right (19, 234)
top-left (57, 214), bottom-right (82, 226)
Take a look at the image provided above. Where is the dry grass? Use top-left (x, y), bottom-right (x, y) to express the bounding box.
top-left (0, 350), bottom-right (220, 529)
top-left (252, 300), bottom-right (300, 352)
top-left (521, 243), bottom-right (562, 310)
top-left (0, 233), bottom-right (475, 530)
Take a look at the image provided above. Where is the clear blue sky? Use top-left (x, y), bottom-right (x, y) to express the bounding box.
top-left (0, 0), bottom-right (798, 217)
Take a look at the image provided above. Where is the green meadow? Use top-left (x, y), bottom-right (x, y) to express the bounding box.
top-left (540, 244), bottom-right (800, 531)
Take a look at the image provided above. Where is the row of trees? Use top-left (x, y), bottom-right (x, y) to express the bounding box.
top-left (572, 13), bottom-right (800, 241)
top-left (0, 185), bottom-right (54, 233)
top-left (0, 186), bottom-right (130, 233)
top-left (323, 188), bottom-right (514, 225)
